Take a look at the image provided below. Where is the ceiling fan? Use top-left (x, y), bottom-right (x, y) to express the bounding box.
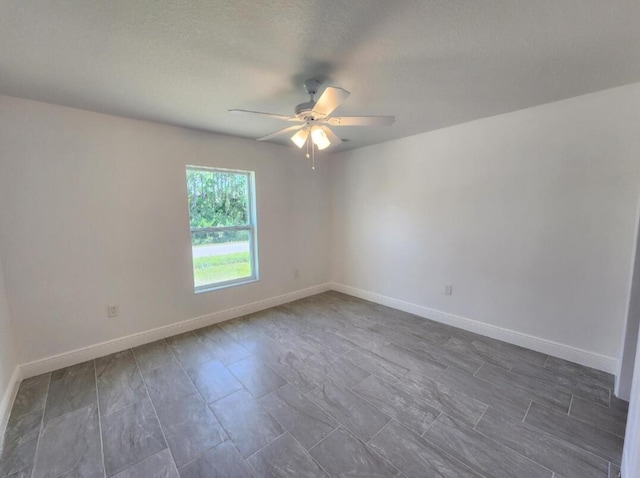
top-left (229, 79), bottom-right (395, 168)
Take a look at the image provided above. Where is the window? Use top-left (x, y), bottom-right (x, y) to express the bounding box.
top-left (186, 166), bottom-right (258, 292)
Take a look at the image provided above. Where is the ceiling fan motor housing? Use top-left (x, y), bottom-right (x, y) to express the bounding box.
top-left (295, 79), bottom-right (323, 119)
top-left (295, 100), bottom-right (317, 118)
top-left (230, 79), bottom-right (394, 152)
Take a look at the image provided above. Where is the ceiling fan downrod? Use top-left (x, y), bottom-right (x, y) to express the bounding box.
top-left (228, 78), bottom-right (395, 169)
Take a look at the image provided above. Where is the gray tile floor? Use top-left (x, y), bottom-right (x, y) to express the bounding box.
top-left (0, 291), bottom-right (627, 477)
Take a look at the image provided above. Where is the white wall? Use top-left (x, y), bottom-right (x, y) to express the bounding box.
top-left (2, 83), bottom-right (640, 372)
top-left (0, 95), bottom-right (331, 364)
top-left (617, 202), bottom-right (640, 399)
top-left (0, 255), bottom-right (18, 408)
top-left (622, 324), bottom-right (640, 476)
top-left (331, 83), bottom-right (640, 364)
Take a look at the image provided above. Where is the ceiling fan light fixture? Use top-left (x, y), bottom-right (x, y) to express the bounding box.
top-left (311, 126), bottom-right (331, 150)
top-left (230, 80), bottom-right (394, 168)
top-left (291, 128), bottom-right (309, 148)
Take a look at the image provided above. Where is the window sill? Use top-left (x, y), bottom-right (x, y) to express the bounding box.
top-left (194, 277), bottom-right (259, 294)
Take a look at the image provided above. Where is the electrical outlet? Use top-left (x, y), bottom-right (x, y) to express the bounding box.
top-left (444, 284), bottom-right (453, 295)
top-left (294, 269), bottom-right (300, 279)
top-left (107, 304), bottom-right (119, 318)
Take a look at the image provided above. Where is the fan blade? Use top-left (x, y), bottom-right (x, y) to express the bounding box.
top-left (257, 124), bottom-right (305, 141)
top-left (326, 115), bottom-right (395, 126)
top-left (229, 109), bottom-right (298, 121)
top-left (312, 87), bottom-right (350, 117)
top-left (322, 126), bottom-right (342, 146)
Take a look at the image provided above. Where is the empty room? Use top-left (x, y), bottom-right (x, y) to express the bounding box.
top-left (2, 1), bottom-right (640, 477)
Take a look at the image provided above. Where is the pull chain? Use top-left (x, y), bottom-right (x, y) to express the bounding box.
top-left (304, 130), bottom-right (315, 170)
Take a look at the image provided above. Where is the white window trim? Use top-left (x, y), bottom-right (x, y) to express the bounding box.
top-left (186, 166), bottom-right (259, 294)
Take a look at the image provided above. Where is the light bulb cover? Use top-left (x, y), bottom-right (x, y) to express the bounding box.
top-left (291, 128), bottom-right (309, 148)
top-left (311, 126), bottom-right (331, 150)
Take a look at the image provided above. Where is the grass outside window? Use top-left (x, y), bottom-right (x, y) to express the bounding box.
top-left (186, 166), bottom-right (258, 292)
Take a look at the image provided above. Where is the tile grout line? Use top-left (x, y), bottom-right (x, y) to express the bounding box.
top-left (473, 406), bottom-right (489, 430)
top-left (185, 312), bottom-right (332, 475)
top-left (434, 365), bottom-right (449, 381)
top-left (473, 362), bottom-right (486, 377)
top-left (472, 418), bottom-right (557, 477)
top-left (346, 378), bottom-right (436, 437)
top-left (304, 418), bottom-right (341, 452)
top-left (610, 461), bottom-right (622, 478)
top-left (353, 364), bottom-right (478, 438)
top-left (166, 340), bottom-right (260, 478)
top-left (484, 360), bottom-right (612, 413)
top-left (421, 412), bottom-right (442, 437)
top-left (304, 381), bottom-right (343, 420)
top-left (471, 361), bottom-right (486, 377)
top-left (163, 340), bottom-right (242, 468)
top-left (307, 424), bottom-right (342, 454)
top-left (417, 416), bottom-right (491, 478)
top-left (398, 415), bottom-right (489, 478)
top-left (233, 356), bottom-right (290, 397)
top-left (534, 388), bottom-right (627, 436)
top-left (522, 400), bottom-right (533, 423)
top-left (360, 427), bottom-right (410, 478)
top-left (192, 326), bottom-right (254, 368)
top-left (295, 298), bottom-right (624, 472)
top-left (220, 351), bottom-right (255, 368)
top-left (306, 423), bottom-right (411, 478)
top-left (13, 294), bottom-right (624, 478)
top-left (365, 417), bottom-right (394, 445)
top-left (309, 330), bottom-right (480, 446)
top-left (93, 360), bottom-right (107, 478)
top-left (303, 380), bottom-right (329, 398)
top-left (308, 379), bottom-right (398, 441)
top-left (555, 405), bottom-right (627, 440)
top-left (256, 300), bottom-right (620, 468)
top-left (284, 377), bottom-right (320, 399)
top-left (514, 399), bottom-right (623, 466)
top-left (340, 347), bottom-right (411, 385)
top-left (257, 411), bottom-right (333, 478)
top-left (130, 346), bottom-right (181, 478)
top-left (356, 418), bottom-right (412, 478)
top-left (240, 428), bottom-right (288, 464)
top-left (171, 439), bottom-right (233, 473)
top-left (344, 373), bottom-right (371, 394)
top-left (568, 395), bottom-right (575, 416)
top-left (29, 372), bottom-right (52, 478)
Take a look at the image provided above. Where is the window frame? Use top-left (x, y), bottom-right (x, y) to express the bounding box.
top-left (186, 165), bottom-right (259, 293)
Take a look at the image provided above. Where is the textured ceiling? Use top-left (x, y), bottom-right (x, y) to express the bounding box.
top-left (1, 1), bottom-right (640, 152)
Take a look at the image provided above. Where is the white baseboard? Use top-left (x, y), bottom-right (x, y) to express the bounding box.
top-left (16, 279), bottom-right (618, 381)
top-left (615, 372), bottom-right (631, 401)
top-left (330, 282), bottom-right (619, 374)
top-left (20, 283), bottom-right (331, 379)
top-left (0, 366), bottom-right (22, 451)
